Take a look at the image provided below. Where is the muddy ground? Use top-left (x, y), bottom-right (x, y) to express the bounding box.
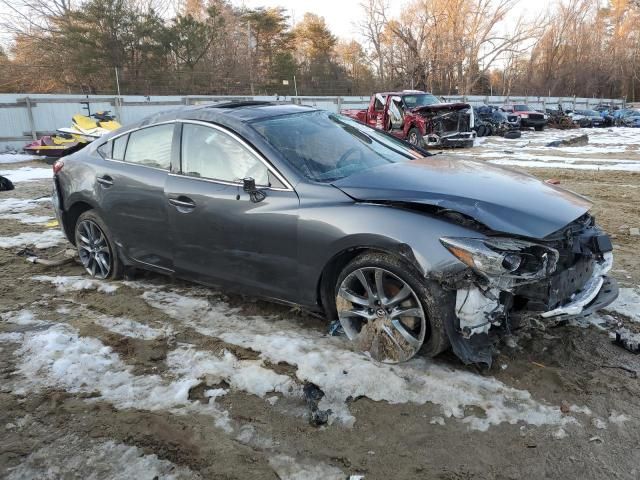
top-left (1, 142), bottom-right (640, 480)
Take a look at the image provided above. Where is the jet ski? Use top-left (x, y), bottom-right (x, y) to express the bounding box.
top-left (57, 111), bottom-right (122, 140)
top-left (23, 133), bottom-right (87, 157)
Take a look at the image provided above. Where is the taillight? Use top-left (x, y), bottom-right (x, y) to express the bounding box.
top-left (53, 160), bottom-right (64, 175)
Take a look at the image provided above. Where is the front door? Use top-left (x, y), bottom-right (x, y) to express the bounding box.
top-left (166, 122), bottom-right (299, 301)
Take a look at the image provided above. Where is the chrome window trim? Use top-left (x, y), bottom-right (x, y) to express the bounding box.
top-left (102, 120), bottom-right (176, 172)
top-left (176, 119), bottom-right (294, 192)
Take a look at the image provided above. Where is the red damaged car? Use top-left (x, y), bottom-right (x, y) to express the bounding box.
top-left (341, 91), bottom-right (476, 148)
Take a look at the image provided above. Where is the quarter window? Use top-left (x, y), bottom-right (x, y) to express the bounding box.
top-left (124, 124), bottom-right (173, 170)
top-left (112, 134), bottom-right (128, 160)
top-left (181, 124), bottom-right (269, 186)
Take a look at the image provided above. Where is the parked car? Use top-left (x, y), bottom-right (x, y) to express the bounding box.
top-left (501, 104), bottom-right (548, 131)
top-left (341, 91), bottom-right (476, 148)
top-left (569, 110), bottom-right (605, 127)
top-left (621, 111), bottom-right (640, 127)
top-left (473, 106), bottom-right (520, 137)
top-left (52, 102), bottom-right (618, 365)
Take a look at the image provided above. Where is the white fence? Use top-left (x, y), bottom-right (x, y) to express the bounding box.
top-left (0, 93), bottom-right (626, 151)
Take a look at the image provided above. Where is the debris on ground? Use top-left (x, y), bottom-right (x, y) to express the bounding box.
top-left (0, 175), bottom-right (14, 191)
top-left (630, 227), bottom-right (640, 237)
top-left (545, 134), bottom-right (589, 148)
top-left (303, 382), bottom-right (332, 426)
top-left (328, 320), bottom-right (344, 336)
top-left (612, 328), bottom-right (640, 353)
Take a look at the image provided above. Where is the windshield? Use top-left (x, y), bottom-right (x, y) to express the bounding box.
top-left (513, 104), bottom-right (534, 112)
top-left (402, 94), bottom-right (441, 108)
top-left (251, 111), bottom-right (422, 182)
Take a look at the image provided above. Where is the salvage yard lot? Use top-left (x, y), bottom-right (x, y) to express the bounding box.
top-left (1, 128), bottom-right (640, 479)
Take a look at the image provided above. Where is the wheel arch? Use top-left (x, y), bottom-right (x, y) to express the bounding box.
top-left (63, 199), bottom-right (97, 245)
top-left (316, 239), bottom-right (425, 320)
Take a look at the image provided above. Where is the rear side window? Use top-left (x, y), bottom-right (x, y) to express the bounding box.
top-left (181, 124), bottom-right (269, 186)
top-left (124, 124), bottom-right (173, 170)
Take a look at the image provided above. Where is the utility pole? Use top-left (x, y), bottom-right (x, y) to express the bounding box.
top-left (248, 21), bottom-right (255, 96)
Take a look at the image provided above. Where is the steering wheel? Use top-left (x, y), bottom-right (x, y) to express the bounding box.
top-left (336, 147), bottom-right (362, 169)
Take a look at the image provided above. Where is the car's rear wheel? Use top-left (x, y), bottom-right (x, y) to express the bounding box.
top-left (335, 252), bottom-right (449, 363)
top-left (75, 210), bottom-right (122, 280)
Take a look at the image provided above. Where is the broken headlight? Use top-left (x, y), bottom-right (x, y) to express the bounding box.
top-left (440, 237), bottom-right (559, 280)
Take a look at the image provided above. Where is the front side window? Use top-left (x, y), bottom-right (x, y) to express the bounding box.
top-left (181, 123), bottom-right (269, 186)
top-left (124, 124), bottom-right (173, 170)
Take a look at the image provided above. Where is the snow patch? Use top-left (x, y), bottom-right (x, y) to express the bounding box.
top-left (0, 332), bottom-right (24, 342)
top-left (0, 166), bottom-right (52, 182)
top-left (0, 230), bottom-right (65, 249)
top-left (94, 316), bottom-right (168, 340)
top-left (0, 197), bottom-right (50, 214)
top-left (141, 288), bottom-right (576, 431)
top-left (605, 287), bottom-right (640, 323)
top-left (167, 347), bottom-right (297, 398)
top-left (32, 275), bottom-right (119, 294)
top-left (5, 433), bottom-right (199, 480)
top-left (0, 153), bottom-right (40, 164)
top-left (12, 323), bottom-right (231, 431)
top-left (0, 212), bottom-right (53, 224)
top-left (1, 310), bottom-right (46, 326)
top-left (268, 454), bottom-right (345, 480)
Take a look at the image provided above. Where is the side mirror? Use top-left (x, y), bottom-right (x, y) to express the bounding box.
top-left (243, 177), bottom-right (256, 193)
top-left (242, 177), bottom-right (266, 203)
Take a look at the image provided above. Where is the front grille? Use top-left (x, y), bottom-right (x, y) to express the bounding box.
top-left (528, 113), bottom-right (544, 120)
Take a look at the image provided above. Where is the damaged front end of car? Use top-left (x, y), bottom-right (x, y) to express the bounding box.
top-left (438, 213), bottom-right (618, 365)
top-left (413, 103), bottom-right (476, 148)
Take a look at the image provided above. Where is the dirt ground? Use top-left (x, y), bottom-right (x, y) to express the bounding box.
top-left (1, 144), bottom-right (640, 479)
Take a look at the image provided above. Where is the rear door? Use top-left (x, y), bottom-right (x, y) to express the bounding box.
top-left (165, 121), bottom-right (300, 301)
top-left (96, 123), bottom-right (175, 272)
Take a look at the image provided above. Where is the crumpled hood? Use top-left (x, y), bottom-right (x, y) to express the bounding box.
top-left (332, 156), bottom-right (592, 239)
top-left (412, 102), bottom-right (471, 115)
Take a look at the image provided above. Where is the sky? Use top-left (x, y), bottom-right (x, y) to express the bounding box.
top-left (238, 0), bottom-right (552, 42)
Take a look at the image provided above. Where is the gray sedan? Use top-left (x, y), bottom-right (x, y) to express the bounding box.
top-left (52, 102), bottom-right (618, 365)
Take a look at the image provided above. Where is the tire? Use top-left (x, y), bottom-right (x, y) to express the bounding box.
top-left (534, 126), bottom-right (544, 131)
top-left (503, 130), bottom-right (521, 139)
top-left (334, 252), bottom-right (450, 361)
top-left (74, 210), bottom-right (123, 280)
top-left (407, 127), bottom-right (424, 147)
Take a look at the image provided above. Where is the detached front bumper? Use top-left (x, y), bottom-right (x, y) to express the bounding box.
top-left (541, 252), bottom-right (618, 319)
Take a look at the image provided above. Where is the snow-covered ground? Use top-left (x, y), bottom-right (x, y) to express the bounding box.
top-left (0, 153), bottom-right (40, 164)
top-left (458, 127), bottom-right (640, 171)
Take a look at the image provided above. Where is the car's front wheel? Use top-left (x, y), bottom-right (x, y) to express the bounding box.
top-left (335, 252), bottom-right (450, 363)
top-left (74, 210), bottom-right (122, 280)
top-left (407, 127), bottom-right (424, 147)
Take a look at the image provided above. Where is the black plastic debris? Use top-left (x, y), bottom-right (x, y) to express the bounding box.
top-left (613, 328), bottom-right (640, 354)
top-left (328, 320), bottom-right (344, 336)
top-left (303, 382), bottom-right (332, 426)
top-left (0, 175), bottom-right (14, 191)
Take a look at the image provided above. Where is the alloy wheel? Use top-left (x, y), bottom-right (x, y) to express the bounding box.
top-left (76, 219), bottom-right (111, 279)
top-left (336, 267), bottom-right (427, 363)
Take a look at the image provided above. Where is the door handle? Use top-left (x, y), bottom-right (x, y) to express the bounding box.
top-left (168, 197), bottom-right (196, 210)
top-left (97, 175), bottom-right (113, 187)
